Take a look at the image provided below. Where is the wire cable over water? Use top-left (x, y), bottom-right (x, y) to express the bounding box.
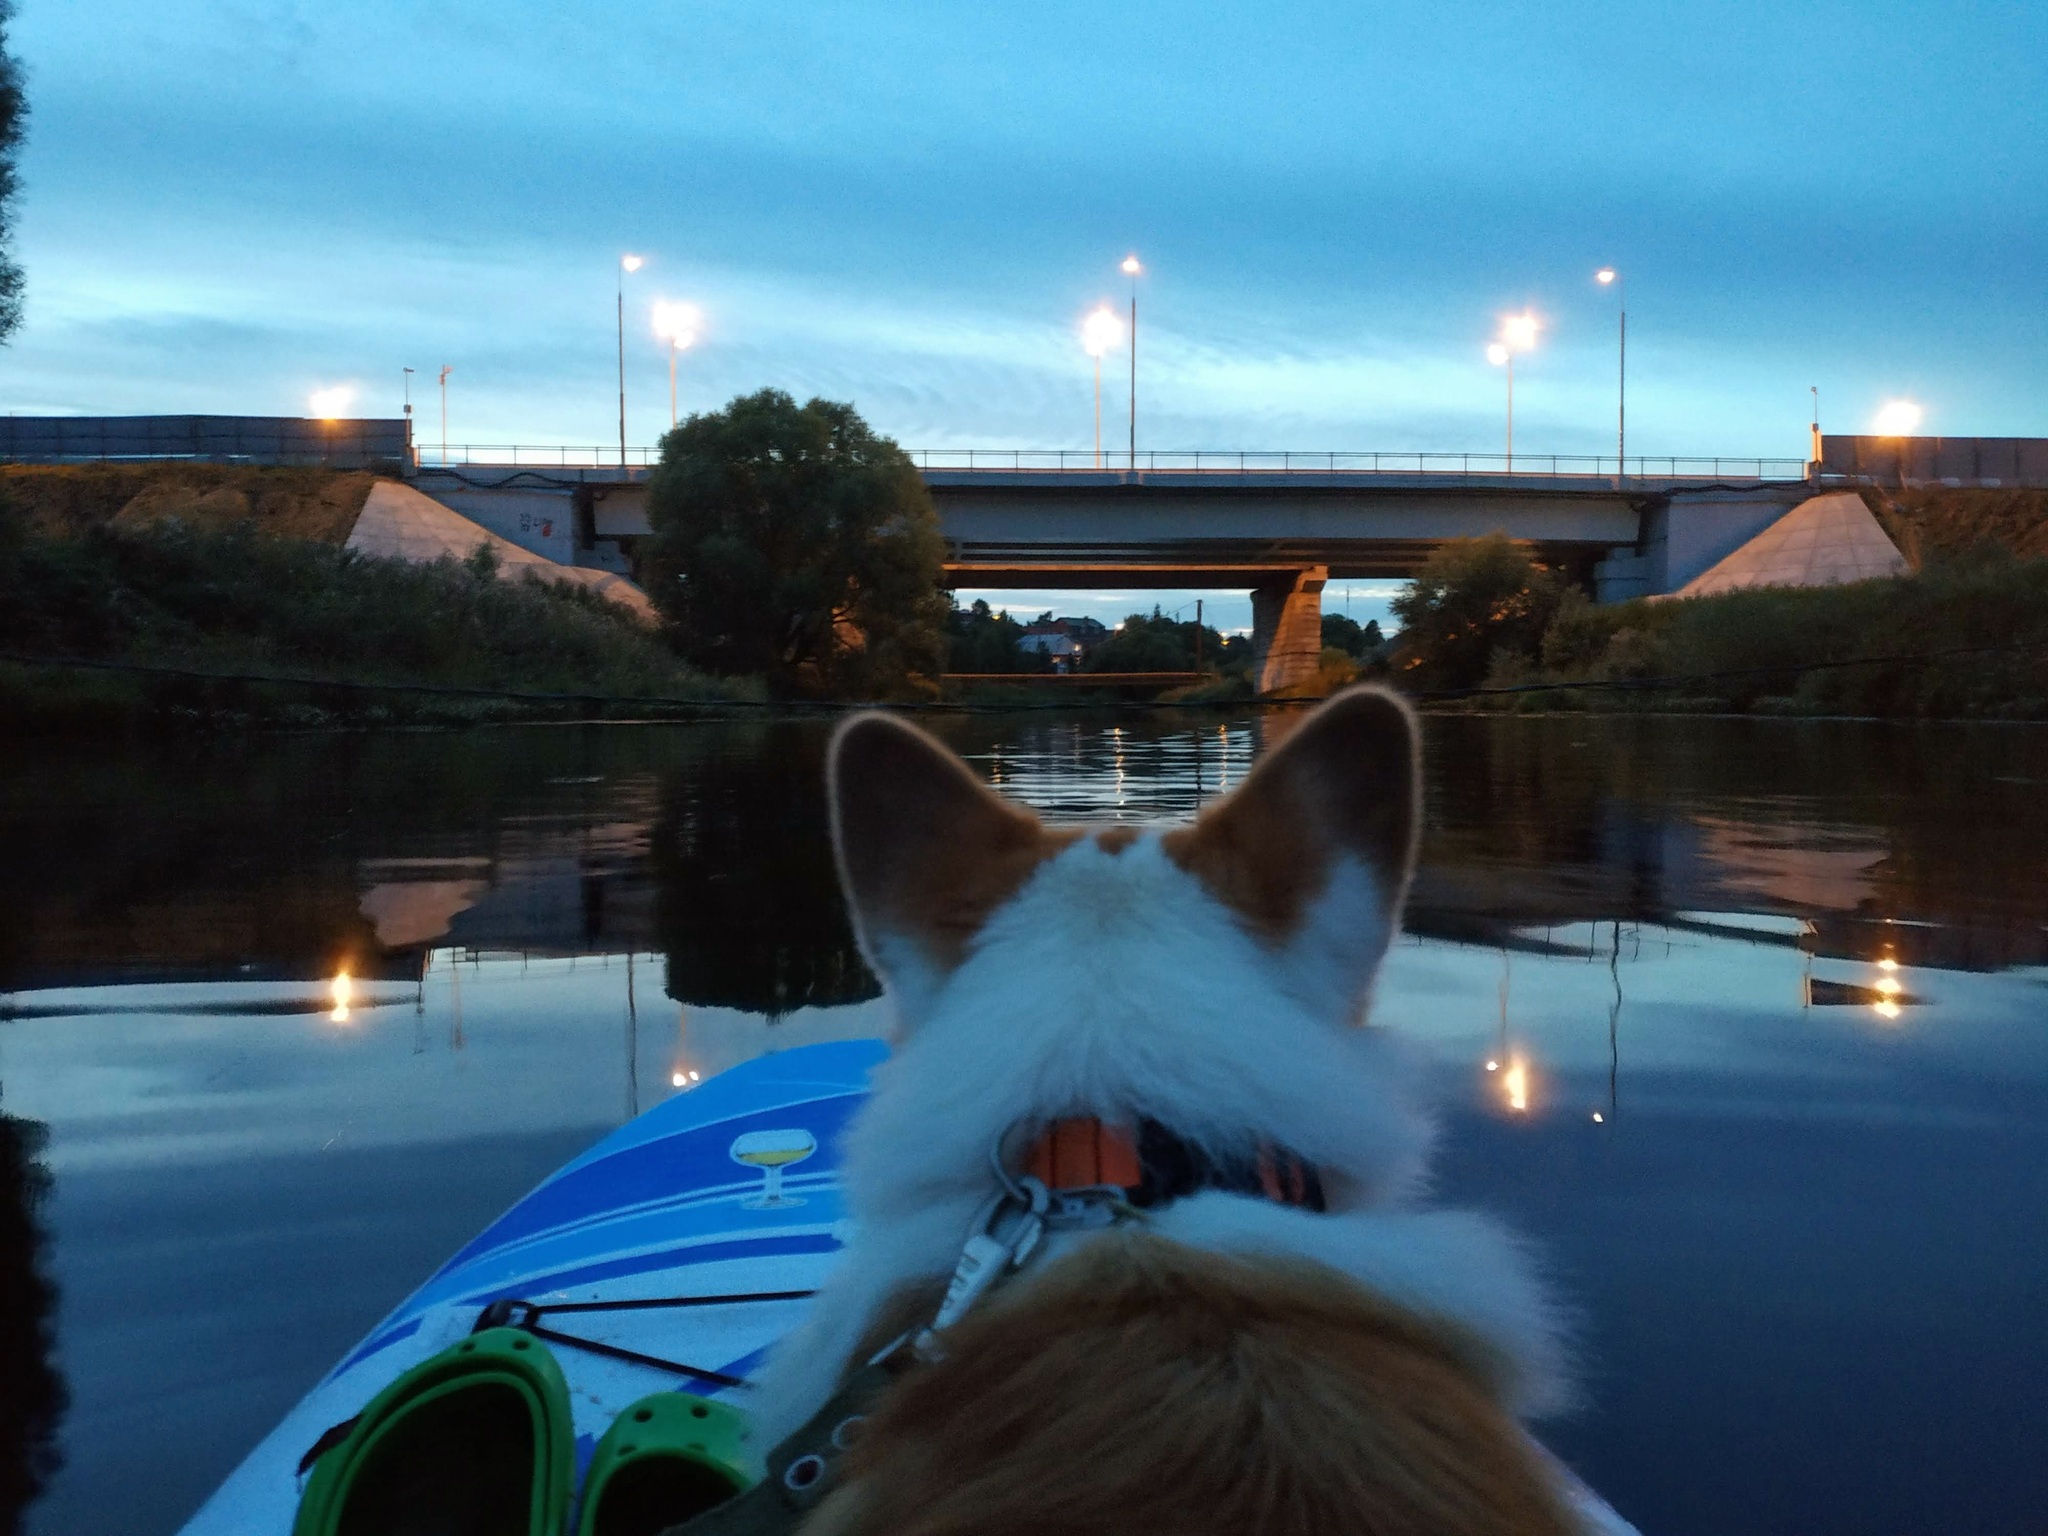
top-left (4, 641), bottom-right (2046, 715)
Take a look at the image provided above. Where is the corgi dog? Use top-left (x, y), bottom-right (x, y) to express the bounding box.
top-left (750, 686), bottom-right (1579, 1536)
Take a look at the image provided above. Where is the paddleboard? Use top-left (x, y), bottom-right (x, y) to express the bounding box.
top-left (178, 1039), bottom-right (1637, 1535)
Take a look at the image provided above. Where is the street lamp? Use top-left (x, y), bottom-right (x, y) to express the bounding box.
top-left (1082, 305), bottom-right (1124, 468)
top-left (438, 365), bottom-right (452, 463)
top-left (1488, 311), bottom-right (1540, 468)
top-left (1596, 268), bottom-right (1625, 471)
top-left (1121, 254), bottom-right (1141, 469)
top-left (402, 366), bottom-right (415, 466)
top-left (618, 254), bottom-right (644, 467)
top-left (651, 301), bottom-right (702, 430)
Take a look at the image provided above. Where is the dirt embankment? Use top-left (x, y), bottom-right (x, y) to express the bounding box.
top-left (0, 463), bottom-right (377, 544)
top-left (1861, 486), bottom-right (2048, 567)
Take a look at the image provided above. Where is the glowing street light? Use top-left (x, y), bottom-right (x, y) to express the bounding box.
top-left (1489, 312), bottom-right (1541, 468)
top-left (1873, 399), bottom-right (1924, 436)
top-left (1596, 268), bottom-right (1625, 469)
top-left (1082, 305), bottom-right (1123, 468)
top-left (651, 300), bottom-right (702, 429)
top-left (617, 254), bottom-right (645, 467)
top-left (1121, 254), bottom-right (1142, 469)
top-left (308, 386), bottom-right (353, 420)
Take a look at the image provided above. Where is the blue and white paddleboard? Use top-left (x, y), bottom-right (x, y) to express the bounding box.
top-left (179, 1040), bottom-right (1637, 1536)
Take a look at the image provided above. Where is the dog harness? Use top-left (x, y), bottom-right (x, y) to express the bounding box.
top-left (661, 1119), bottom-right (1324, 1536)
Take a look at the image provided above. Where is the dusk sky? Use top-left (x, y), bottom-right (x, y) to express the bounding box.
top-left (6, 2), bottom-right (2045, 623)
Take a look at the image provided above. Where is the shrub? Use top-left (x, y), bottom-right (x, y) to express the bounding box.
top-left (1390, 533), bottom-right (1565, 690)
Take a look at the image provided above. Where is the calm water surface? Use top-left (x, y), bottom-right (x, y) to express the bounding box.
top-left (3, 713), bottom-right (2046, 1536)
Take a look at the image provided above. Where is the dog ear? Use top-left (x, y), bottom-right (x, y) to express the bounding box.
top-left (829, 713), bottom-right (1076, 1011)
top-left (1162, 685), bottom-right (1420, 1016)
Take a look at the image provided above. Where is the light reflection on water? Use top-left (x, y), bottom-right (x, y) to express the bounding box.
top-left (3, 712), bottom-right (2047, 1536)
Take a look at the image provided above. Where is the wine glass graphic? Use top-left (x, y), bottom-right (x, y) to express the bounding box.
top-left (729, 1128), bottom-right (817, 1209)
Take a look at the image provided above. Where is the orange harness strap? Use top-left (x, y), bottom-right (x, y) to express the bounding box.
top-left (1021, 1117), bottom-right (1323, 1211)
top-left (1023, 1117), bottom-right (1146, 1193)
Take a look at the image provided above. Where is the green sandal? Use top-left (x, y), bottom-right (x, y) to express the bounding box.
top-left (574, 1391), bottom-right (754, 1536)
top-left (293, 1327), bottom-right (575, 1536)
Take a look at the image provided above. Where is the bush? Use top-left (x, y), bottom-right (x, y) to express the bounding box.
top-left (639, 389), bottom-right (948, 697)
top-left (1390, 533), bottom-right (1565, 690)
top-left (0, 507), bottom-right (737, 728)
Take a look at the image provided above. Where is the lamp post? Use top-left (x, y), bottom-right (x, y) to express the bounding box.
top-left (1596, 269), bottom-right (1624, 471)
top-left (618, 254), bottom-right (644, 467)
top-left (1486, 344), bottom-right (1513, 463)
top-left (1489, 311), bottom-right (1540, 470)
top-left (1082, 306), bottom-right (1123, 468)
top-left (437, 365), bottom-right (452, 463)
top-left (652, 301), bottom-right (702, 431)
top-left (402, 366), bottom-right (415, 466)
top-left (1121, 254), bottom-right (1141, 469)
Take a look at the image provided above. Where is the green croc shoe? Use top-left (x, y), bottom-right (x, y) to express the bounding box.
top-left (574, 1392), bottom-right (754, 1536)
top-left (293, 1326), bottom-right (575, 1536)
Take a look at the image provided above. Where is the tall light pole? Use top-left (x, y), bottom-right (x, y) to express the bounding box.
top-left (652, 301), bottom-right (702, 431)
top-left (1487, 344), bottom-right (1514, 463)
top-left (437, 365), bottom-right (452, 463)
top-left (1596, 268), bottom-right (1625, 470)
top-left (1488, 311), bottom-right (1541, 469)
top-left (1121, 254), bottom-right (1141, 470)
top-left (1083, 306), bottom-right (1123, 468)
top-left (402, 366), bottom-right (415, 466)
top-left (618, 254), bottom-right (644, 466)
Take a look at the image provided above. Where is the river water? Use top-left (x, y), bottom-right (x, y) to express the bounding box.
top-left (4, 711), bottom-right (2046, 1536)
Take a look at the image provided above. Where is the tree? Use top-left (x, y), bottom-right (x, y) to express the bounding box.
top-left (945, 598), bottom-right (1049, 674)
top-left (1390, 533), bottom-right (1565, 689)
top-left (0, 2), bottom-right (26, 342)
top-left (640, 390), bottom-right (949, 695)
top-left (1083, 607), bottom-right (1244, 674)
top-left (1320, 612), bottom-right (1384, 658)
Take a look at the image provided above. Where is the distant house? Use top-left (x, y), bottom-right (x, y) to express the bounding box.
top-left (1018, 616), bottom-right (1110, 669)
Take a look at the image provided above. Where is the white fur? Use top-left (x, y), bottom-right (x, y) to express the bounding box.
top-left (750, 829), bottom-right (1569, 1442)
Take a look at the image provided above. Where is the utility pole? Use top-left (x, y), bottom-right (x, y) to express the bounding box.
top-left (437, 366), bottom-right (451, 463)
top-left (618, 255), bottom-right (644, 468)
top-left (1195, 597), bottom-right (1204, 672)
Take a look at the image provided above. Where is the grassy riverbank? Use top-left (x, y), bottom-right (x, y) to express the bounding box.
top-left (1450, 549), bottom-right (2048, 719)
top-left (0, 514), bottom-right (752, 731)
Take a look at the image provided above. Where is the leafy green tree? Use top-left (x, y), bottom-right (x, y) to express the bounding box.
top-left (1390, 533), bottom-right (1565, 689)
top-left (1320, 612), bottom-right (1384, 657)
top-left (1084, 607), bottom-right (1243, 674)
top-left (0, 2), bottom-right (26, 341)
top-left (945, 598), bottom-right (1049, 674)
top-left (641, 390), bottom-right (949, 695)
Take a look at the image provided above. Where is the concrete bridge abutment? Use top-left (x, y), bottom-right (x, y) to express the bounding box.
top-left (1250, 565), bottom-right (1327, 694)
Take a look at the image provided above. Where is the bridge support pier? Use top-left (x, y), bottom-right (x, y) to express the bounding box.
top-left (1250, 565), bottom-right (1327, 695)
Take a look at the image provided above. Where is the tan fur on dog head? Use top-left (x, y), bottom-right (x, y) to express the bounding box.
top-left (813, 1233), bottom-right (1577, 1536)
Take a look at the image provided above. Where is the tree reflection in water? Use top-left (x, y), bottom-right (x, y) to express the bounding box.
top-left (650, 723), bottom-right (880, 1015)
top-left (0, 1105), bottom-right (64, 1532)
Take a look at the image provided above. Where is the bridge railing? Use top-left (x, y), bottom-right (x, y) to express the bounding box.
top-left (906, 448), bottom-right (1814, 480)
top-left (412, 445), bottom-right (1814, 480)
top-left (417, 444), bottom-right (662, 469)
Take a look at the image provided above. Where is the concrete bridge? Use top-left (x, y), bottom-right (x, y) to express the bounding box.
top-left (410, 454), bottom-right (1816, 690)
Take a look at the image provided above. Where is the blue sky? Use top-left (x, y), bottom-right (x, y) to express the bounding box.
top-left (6, 1), bottom-right (2045, 628)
